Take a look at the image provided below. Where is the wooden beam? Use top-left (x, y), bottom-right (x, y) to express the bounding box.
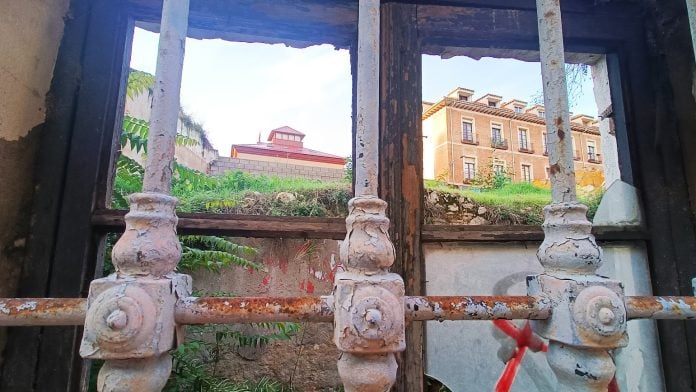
top-left (621, 11), bottom-right (696, 389)
top-left (92, 209), bottom-right (649, 242)
top-left (422, 225), bottom-right (648, 242)
top-left (379, 3), bottom-right (424, 391)
top-left (0, 0), bottom-right (94, 388)
top-left (128, 0), bottom-right (358, 49)
top-left (92, 210), bottom-right (348, 239)
top-left (35, 2), bottom-right (130, 390)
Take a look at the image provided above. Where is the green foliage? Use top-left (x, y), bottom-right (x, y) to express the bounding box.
top-left (470, 159), bottom-right (512, 190)
top-left (165, 314), bottom-right (301, 392)
top-left (343, 156), bottom-right (352, 182)
top-left (121, 115), bottom-right (199, 156)
top-left (179, 236), bottom-right (261, 272)
top-left (112, 156), bottom-right (144, 209)
top-left (126, 69), bottom-right (155, 100)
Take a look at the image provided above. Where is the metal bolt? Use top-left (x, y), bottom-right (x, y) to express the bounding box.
top-left (365, 308), bottom-right (382, 325)
top-left (106, 309), bottom-right (128, 330)
top-left (598, 307), bottom-right (615, 325)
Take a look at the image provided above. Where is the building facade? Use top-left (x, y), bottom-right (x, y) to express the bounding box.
top-left (216, 126), bottom-right (346, 180)
top-left (423, 87), bottom-right (603, 185)
top-left (123, 70), bottom-right (219, 173)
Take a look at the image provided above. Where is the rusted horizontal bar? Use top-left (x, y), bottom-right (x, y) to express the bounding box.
top-left (92, 209), bottom-right (648, 242)
top-left (406, 296), bottom-right (551, 321)
top-left (3, 295), bottom-right (696, 326)
top-left (625, 296), bottom-right (696, 320)
top-left (0, 298), bottom-right (87, 326)
top-left (175, 296), bottom-right (335, 324)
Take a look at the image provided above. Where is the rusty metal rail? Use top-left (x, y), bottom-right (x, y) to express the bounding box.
top-left (626, 296), bottom-right (696, 320)
top-left (3, 295), bottom-right (696, 327)
top-left (0, 298), bottom-right (87, 326)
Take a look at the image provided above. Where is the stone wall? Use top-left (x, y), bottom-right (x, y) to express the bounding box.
top-left (210, 156), bottom-right (345, 181)
top-left (0, 0), bottom-right (70, 368)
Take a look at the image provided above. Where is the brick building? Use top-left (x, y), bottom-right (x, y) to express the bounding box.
top-left (210, 126), bottom-right (346, 180)
top-left (423, 87), bottom-right (603, 185)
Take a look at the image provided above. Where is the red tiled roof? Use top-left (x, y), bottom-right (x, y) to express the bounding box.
top-left (267, 126), bottom-right (305, 141)
top-left (422, 97), bottom-right (600, 135)
top-left (232, 143), bottom-right (346, 165)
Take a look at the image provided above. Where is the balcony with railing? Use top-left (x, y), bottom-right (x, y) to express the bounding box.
top-left (587, 152), bottom-right (602, 164)
top-left (491, 138), bottom-right (508, 150)
top-left (518, 142), bottom-right (535, 154)
top-left (462, 133), bottom-right (478, 145)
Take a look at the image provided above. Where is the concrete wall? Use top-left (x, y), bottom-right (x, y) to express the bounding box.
top-left (0, 0), bottom-right (70, 367)
top-left (211, 156), bottom-right (345, 181)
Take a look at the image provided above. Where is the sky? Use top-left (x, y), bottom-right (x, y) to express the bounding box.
top-left (129, 27), bottom-right (597, 157)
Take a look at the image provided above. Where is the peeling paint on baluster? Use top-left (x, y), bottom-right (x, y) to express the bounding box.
top-left (79, 1), bottom-right (191, 391)
top-left (334, 3), bottom-right (405, 388)
top-left (527, 1), bottom-right (627, 390)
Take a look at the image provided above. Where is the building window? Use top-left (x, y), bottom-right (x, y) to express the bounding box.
top-left (514, 106), bottom-right (523, 114)
top-left (459, 94), bottom-right (468, 101)
top-left (493, 160), bottom-right (505, 175)
top-left (462, 120), bottom-right (474, 143)
top-left (572, 137), bottom-right (580, 160)
top-left (538, 110), bottom-right (545, 119)
top-left (488, 100), bottom-right (497, 107)
top-left (588, 140), bottom-right (598, 162)
top-left (463, 157), bottom-right (476, 182)
top-left (521, 164), bottom-right (532, 182)
top-left (518, 128), bottom-right (529, 151)
top-left (542, 132), bottom-right (548, 155)
top-left (491, 125), bottom-right (506, 148)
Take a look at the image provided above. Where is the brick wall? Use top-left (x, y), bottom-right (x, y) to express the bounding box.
top-left (210, 157), bottom-right (345, 181)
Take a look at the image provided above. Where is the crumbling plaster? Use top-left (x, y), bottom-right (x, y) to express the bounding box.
top-left (0, 0), bottom-right (70, 367)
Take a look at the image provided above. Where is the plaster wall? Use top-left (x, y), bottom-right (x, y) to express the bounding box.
top-left (0, 0), bottom-right (70, 367)
top-left (424, 241), bottom-right (664, 392)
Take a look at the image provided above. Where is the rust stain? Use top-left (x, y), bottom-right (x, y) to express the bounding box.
top-left (0, 298), bottom-right (87, 325)
top-left (544, 10), bottom-right (555, 18)
top-left (549, 164), bottom-right (561, 175)
top-left (625, 296), bottom-right (696, 319)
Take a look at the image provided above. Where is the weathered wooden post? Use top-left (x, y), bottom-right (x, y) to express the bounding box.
top-left (527, 0), bottom-right (628, 390)
top-left (79, 1), bottom-right (191, 390)
top-left (334, 0), bottom-right (406, 390)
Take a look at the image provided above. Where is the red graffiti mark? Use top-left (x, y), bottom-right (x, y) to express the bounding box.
top-left (493, 320), bottom-right (547, 392)
top-left (609, 377), bottom-right (620, 392)
top-left (261, 274), bottom-right (272, 286)
top-left (280, 257), bottom-right (288, 274)
top-left (298, 279), bottom-right (315, 294)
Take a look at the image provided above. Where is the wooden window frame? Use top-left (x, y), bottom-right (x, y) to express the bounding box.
top-left (7, 1), bottom-right (696, 392)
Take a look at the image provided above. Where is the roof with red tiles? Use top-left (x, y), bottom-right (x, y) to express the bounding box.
top-left (422, 97), bottom-right (600, 135)
top-left (267, 126), bottom-right (306, 141)
top-left (232, 142), bottom-right (346, 165)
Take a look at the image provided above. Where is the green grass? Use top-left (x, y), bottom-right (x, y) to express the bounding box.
top-left (115, 158), bottom-right (602, 223)
top-left (424, 181), bottom-right (603, 224)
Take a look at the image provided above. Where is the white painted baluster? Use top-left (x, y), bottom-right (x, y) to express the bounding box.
top-left (527, 1), bottom-right (628, 390)
top-left (79, 1), bottom-right (191, 391)
top-left (334, 0), bottom-right (406, 390)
